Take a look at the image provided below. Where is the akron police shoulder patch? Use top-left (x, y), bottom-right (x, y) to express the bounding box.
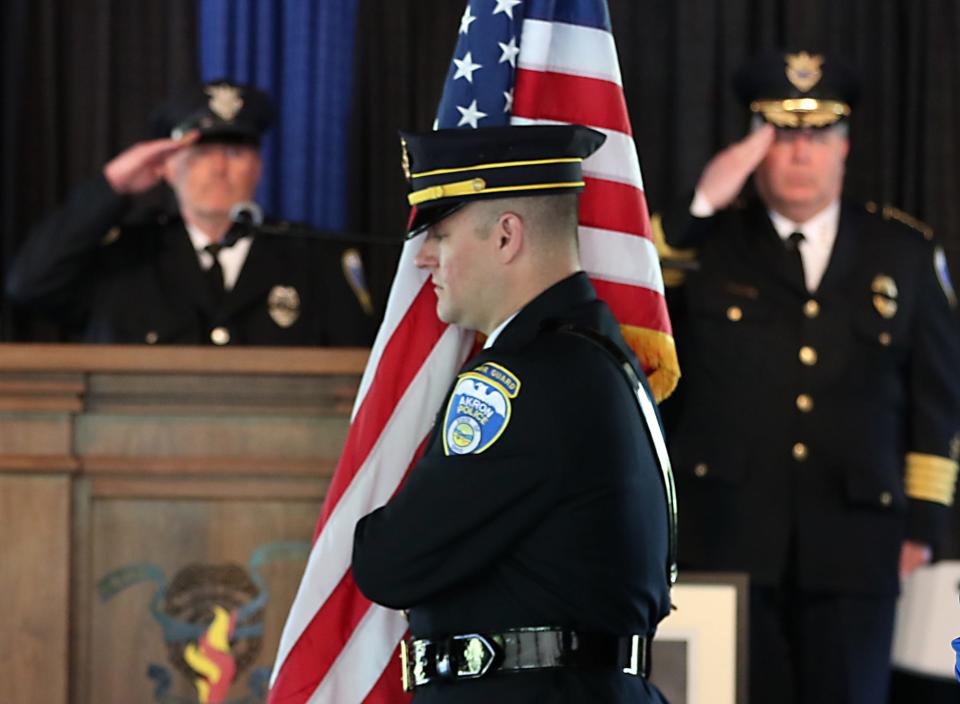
top-left (443, 362), bottom-right (521, 456)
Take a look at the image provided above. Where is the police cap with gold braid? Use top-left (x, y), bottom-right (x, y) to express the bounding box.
top-left (734, 49), bottom-right (860, 129)
top-left (151, 79), bottom-right (273, 145)
top-left (400, 124), bottom-right (606, 237)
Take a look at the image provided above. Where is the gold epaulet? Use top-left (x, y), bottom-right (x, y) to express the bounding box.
top-left (651, 213), bottom-right (696, 288)
top-left (865, 202), bottom-right (934, 241)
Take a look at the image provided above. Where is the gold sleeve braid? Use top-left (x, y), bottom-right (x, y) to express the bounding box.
top-left (905, 452), bottom-right (959, 506)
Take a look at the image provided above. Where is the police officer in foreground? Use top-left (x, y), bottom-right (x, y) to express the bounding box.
top-left (6, 79), bottom-right (374, 346)
top-left (659, 49), bottom-right (960, 703)
top-left (351, 125), bottom-right (675, 703)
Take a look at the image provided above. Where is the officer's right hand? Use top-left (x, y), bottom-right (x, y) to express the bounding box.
top-left (103, 131), bottom-right (200, 195)
top-left (695, 123), bottom-right (775, 210)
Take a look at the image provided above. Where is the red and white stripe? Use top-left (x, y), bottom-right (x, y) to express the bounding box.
top-left (268, 242), bottom-right (474, 703)
top-left (513, 18), bottom-right (670, 342)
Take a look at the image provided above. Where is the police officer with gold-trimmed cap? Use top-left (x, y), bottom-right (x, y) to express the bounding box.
top-left (352, 124), bottom-right (675, 703)
top-left (6, 79), bottom-right (374, 346)
top-left (658, 49), bottom-right (960, 703)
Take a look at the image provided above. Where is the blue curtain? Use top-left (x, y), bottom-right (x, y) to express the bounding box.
top-left (198, 0), bottom-right (359, 231)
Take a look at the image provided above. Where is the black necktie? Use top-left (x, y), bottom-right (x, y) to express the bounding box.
top-left (786, 230), bottom-right (806, 285)
top-left (204, 243), bottom-right (225, 305)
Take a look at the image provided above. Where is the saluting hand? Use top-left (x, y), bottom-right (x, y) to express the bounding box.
top-left (695, 123), bottom-right (775, 211)
top-left (103, 131), bottom-right (200, 195)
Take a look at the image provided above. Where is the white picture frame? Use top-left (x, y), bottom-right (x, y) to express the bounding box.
top-left (650, 571), bottom-right (748, 704)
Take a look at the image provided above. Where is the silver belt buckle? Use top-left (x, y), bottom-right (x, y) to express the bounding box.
top-left (452, 633), bottom-right (497, 679)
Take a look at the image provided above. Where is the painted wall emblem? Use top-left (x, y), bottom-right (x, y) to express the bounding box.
top-left (98, 542), bottom-right (310, 703)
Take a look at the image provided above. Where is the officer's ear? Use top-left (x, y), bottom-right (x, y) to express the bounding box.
top-left (494, 211), bottom-right (524, 265)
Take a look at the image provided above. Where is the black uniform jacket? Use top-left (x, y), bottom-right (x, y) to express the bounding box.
top-left (6, 175), bottom-right (374, 346)
top-left (662, 198), bottom-right (960, 595)
top-left (353, 273), bottom-right (671, 703)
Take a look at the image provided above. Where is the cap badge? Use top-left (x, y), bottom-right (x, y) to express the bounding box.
top-left (785, 52), bottom-right (824, 93)
top-left (400, 137), bottom-right (412, 181)
top-left (268, 285), bottom-right (301, 328)
top-left (205, 84), bottom-right (244, 122)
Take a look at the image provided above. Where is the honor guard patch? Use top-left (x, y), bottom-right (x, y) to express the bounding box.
top-left (443, 362), bottom-right (521, 456)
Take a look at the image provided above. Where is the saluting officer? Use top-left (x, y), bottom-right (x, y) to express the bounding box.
top-left (6, 79), bottom-right (374, 347)
top-left (659, 49), bottom-right (960, 704)
top-left (352, 125), bottom-right (675, 703)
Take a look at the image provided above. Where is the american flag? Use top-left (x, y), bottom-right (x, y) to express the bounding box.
top-left (268, 1), bottom-right (676, 702)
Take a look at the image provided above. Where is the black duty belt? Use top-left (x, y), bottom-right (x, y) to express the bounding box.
top-left (400, 627), bottom-right (653, 691)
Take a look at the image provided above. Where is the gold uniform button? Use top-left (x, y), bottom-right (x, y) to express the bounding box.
top-left (796, 394), bottom-right (814, 412)
top-left (792, 442), bottom-right (808, 461)
top-left (799, 346), bottom-right (818, 366)
top-left (726, 306), bottom-right (743, 322)
top-left (878, 332), bottom-right (892, 346)
top-left (803, 299), bottom-right (820, 318)
top-left (694, 463), bottom-right (709, 478)
top-left (144, 331), bottom-right (159, 345)
top-left (879, 491), bottom-right (893, 507)
top-left (210, 327), bottom-right (231, 346)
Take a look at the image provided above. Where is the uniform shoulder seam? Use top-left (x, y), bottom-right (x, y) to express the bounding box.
top-left (864, 202), bottom-right (934, 241)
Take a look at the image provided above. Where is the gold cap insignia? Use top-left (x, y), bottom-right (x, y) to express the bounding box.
top-left (786, 52), bottom-right (824, 93)
top-left (205, 84), bottom-right (244, 122)
top-left (400, 137), bottom-right (412, 181)
top-left (268, 285), bottom-right (301, 328)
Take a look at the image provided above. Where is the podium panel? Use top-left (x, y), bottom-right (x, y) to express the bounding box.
top-left (0, 345), bottom-right (367, 704)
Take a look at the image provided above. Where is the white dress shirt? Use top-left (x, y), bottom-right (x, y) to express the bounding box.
top-left (690, 190), bottom-right (840, 292)
top-left (767, 201), bottom-right (840, 292)
top-left (185, 223), bottom-right (252, 291)
top-left (484, 311), bottom-right (519, 349)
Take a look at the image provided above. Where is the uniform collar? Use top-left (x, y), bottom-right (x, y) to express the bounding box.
top-left (486, 271), bottom-right (596, 352)
top-left (184, 222), bottom-right (252, 291)
top-left (484, 312), bottom-right (519, 349)
top-left (768, 199), bottom-right (840, 248)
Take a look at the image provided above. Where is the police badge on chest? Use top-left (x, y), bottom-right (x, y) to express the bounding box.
top-left (268, 285), bottom-right (301, 328)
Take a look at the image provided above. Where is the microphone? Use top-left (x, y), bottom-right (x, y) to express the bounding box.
top-left (229, 201), bottom-right (264, 227)
top-left (224, 202), bottom-right (401, 247)
top-left (222, 201), bottom-right (264, 248)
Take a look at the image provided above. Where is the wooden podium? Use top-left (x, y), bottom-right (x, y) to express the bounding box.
top-left (0, 344), bottom-right (367, 704)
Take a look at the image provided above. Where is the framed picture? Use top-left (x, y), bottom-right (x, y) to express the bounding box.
top-left (649, 571), bottom-right (749, 704)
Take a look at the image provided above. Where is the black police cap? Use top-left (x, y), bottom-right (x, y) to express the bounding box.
top-left (734, 49), bottom-right (860, 128)
top-left (400, 124), bottom-right (606, 237)
top-left (151, 79), bottom-right (273, 145)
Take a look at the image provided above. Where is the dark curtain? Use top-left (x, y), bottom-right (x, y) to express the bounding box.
top-left (0, 0), bottom-right (198, 340)
top-left (345, 1), bottom-right (464, 308)
top-left (6, 1), bottom-right (958, 337)
top-left (348, 0), bottom-right (960, 279)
